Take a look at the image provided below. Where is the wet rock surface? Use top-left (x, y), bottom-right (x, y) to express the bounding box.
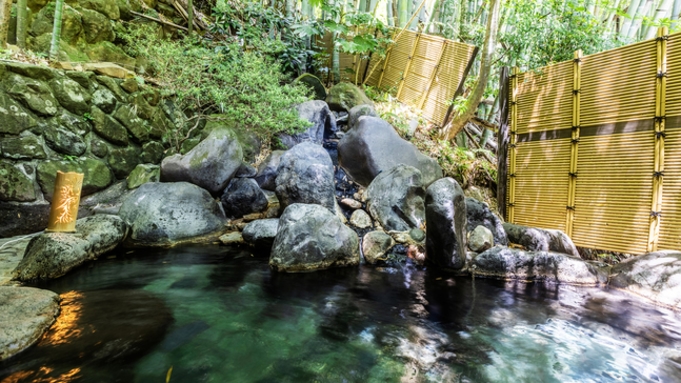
top-left (504, 222), bottom-right (579, 257)
top-left (220, 178), bottom-right (269, 219)
top-left (242, 218), bottom-right (279, 250)
top-left (275, 142), bottom-right (336, 212)
top-left (609, 251), bottom-right (681, 310)
top-left (466, 197), bottom-right (507, 246)
top-left (426, 178), bottom-right (467, 270)
top-left (366, 164), bottom-right (425, 232)
top-left (277, 100), bottom-right (337, 149)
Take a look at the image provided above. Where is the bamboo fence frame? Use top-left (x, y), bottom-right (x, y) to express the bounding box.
top-left (505, 27), bottom-right (681, 255)
top-left (320, 29), bottom-right (477, 125)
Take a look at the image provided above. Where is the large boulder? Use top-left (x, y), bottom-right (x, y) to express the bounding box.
top-left (118, 182), bottom-right (226, 245)
top-left (366, 164), bottom-right (425, 232)
top-left (466, 197), bottom-right (508, 246)
top-left (325, 82), bottom-right (373, 112)
top-left (609, 251), bottom-right (681, 310)
top-left (254, 150), bottom-right (285, 191)
top-left (0, 286), bottom-right (59, 361)
top-left (242, 218), bottom-right (279, 249)
top-left (270, 204), bottom-right (359, 272)
top-left (503, 223), bottom-right (579, 257)
top-left (12, 215), bottom-right (128, 281)
top-left (275, 142), bottom-right (336, 211)
top-left (80, 8), bottom-right (116, 44)
top-left (472, 247), bottom-right (607, 285)
top-left (161, 127), bottom-right (243, 195)
top-left (425, 178), bottom-right (467, 270)
top-left (347, 104), bottom-right (378, 131)
top-left (220, 178), bottom-right (269, 219)
top-left (276, 100), bottom-right (337, 149)
top-left (338, 116), bottom-right (442, 187)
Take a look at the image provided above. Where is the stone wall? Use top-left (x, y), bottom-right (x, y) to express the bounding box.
top-left (0, 61), bottom-right (177, 237)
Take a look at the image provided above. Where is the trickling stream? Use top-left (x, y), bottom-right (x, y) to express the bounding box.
top-left (1, 245), bottom-right (680, 383)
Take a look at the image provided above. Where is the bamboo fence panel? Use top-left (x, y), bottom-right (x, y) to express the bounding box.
top-left (571, 131), bottom-right (654, 254)
top-left (515, 62), bottom-right (573, 135)
top-left (666, 33), bottom-right (681, 116)
top-left (513, 139), bottom-right (571, 231)
top-left (424, 41), bottom-right (476, 123)
top-left (580, 40), bottom-right (657, 127)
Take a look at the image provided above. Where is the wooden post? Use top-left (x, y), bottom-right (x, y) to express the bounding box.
top-left (396, 24), bottom-right (423, 100)
top-left (648, 26), bottom-right (668, 252)
top-left (497, 66), bottom-right (510, 220)
top-left (47, 171), bottom-right (84, 233)
top-left (418, 39), bottom-right (447, 110)
top-left (566, 50), bottom-right (582, 237)
top-left (508, 66), bottom-right (519, 223)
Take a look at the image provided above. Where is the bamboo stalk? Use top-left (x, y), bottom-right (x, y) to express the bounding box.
top-left (565, 50), bottom-right (582, 237)
top-left (396, 24), bottom-right (423, 99)
top-left (508, 66), bottom-right (519, 223)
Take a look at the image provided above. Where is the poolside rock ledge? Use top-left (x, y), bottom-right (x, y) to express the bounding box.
top-left (0, 286), bottom-right (59, 361)
top-left (609, 251), bottom-right (681, 310)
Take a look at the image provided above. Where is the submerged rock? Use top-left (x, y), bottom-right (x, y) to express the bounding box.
top-left (503, 223), bottom-right (579, 257)
top-left (270, 204), bottom-right (359, 272)
top-left (242, 218), bottom-right (279, 250)
top-left (609, 251), bottom-right (681, 310)
top-left (12, 215), bottom-right (128, 281)
top-left (161, 127), bottom-right (243, 195)
top-left (275, 142), bottom-right (336, 212)
top-left (473, 247), bottom-right (607, 285)
top-left (425, 178), bottom-right (467, 270)
top-left (119, 182), bottom-right (226, 246)
top-left (366, 164), bottom-right (425, 232)
top-left (338, 116), bottom-right (442, 187)
top-left (277, 100), bottom-right (337, 149)
top-left (0, 286), bottom-right (59, 361)
top-left (466, 197), bottom-right (507, 246)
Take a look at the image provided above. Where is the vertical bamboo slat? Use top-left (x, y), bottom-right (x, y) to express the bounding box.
top-left (566, 50), bottom-right (582, 237)
top-left (508, 67), bottom-right (519, 223)
top-left (649, 27), bottom-right (668, 252)
top-left (396, 25), bottom-right (423, 99)
top-left (418, 39), bottom-right (447, 109)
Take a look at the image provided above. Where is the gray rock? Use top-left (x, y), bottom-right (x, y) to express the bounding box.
top-left (234, 162), bottom-right (257, 178)
top-left (161, 128), bottom-right (243, 195)
top-left (275, 142), bottom-right (336, 211)
top-left (472, 247), bottom-right (607, 285)
top-left (4, 73), bottom-right (59, 116)
top-left (325, 82), bottom-right (373, 112)
top-left (96, 76), bottom-right (127, 101)
top-left (469, 225), bottom-right (493, 252)
top-left (366, 164), bottom-right (425, 232)
top-left (425, 177), bottom-right (467, 270)
top-left (91, 87), bottom-right (117, 113)
top-left (91, 106), bottom-right (128, 145)
top-left (219, 231), bottom-right (244, 245)
top-left (466, 197), bottom-right (507, 246)
top-left (362, 231), bottom-right (395, 264)
top-left (0, 286), bottom-right (59, 361)
top-left (0, 134), bottom-right (46, 160)
top-left (0, 201), bottom-right (51, 237)
top-left (108, 146), bottom-right (141, 179)
top-left (277, 100), bottom-right (337, 149)
top-left (119, 182), bottom-right (226, 245)
top-left (0, 92), bottom-right (38, 135)
top-left (350, 209), bottom-right (372, 229)
top-left (270, 203), bottom-right (359, 272)
top-left (113, 104), bottom-right (149, 143)
top-left (66, 71), bottom-right (94, 88)
top-left (126, 164), bottom-right (159, 189)
top-left (140, 141), bottom-right (164, 164)
top-left (503, 223), bottom-right (579, 257)
top-left (80, 8), bottom-right (115, 44)
top-left (242, 218), bottom-right (279, 249)
top-left (90, 138), bottom-right (109, 158)
top-left (220, 178), bottom-right (268, 219)
top-left (12, 215), bottom-right (128, 280)
top-left (57, 109), bottom-right (91, 136)
top-left (254, 150), bottom-right (285, 191)
top-left (36, 158), bottom-right (113, 201)
top-left (347, 104), bottom-right (378, 131)
top-left (43, 121), bottom-right (87, 156)
top-left (0, 162), bottom-right (36, 202)
top-left (78, 180), bottom-right (132, 216)
top-left (609, 251), bottom-right (681, 310)
top-left (340, 198), bottom-right (362, 210)
top-left (49, 76), bottom-right (91, 116)
top-left (4, 62), bottom-right (57, 81)
top-left (338, 116), bottom-right (442, 187)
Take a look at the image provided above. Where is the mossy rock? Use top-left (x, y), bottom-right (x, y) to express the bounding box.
top-left (78, 0), bottom-right (120, 20)
top-left (36, 158), bottom-right (113, 201)
top-left (0, 135), bottom-right (46, 160)
top-left (0, 93), bottom-right (38, 135)
top-left (295, 73), bottom-right (326, 101)
top-left (4, 73), bottom-right (59, 117)
top-left (91, 106), bottom-right (128, 145)
top-left (28, 34), bottom-right (90, 62)
top-left (30, 2), bottom-right (83, 46)
top-left (85, 41), bottom-right (135, 69)
top-left (0, 162), bottom-right (37, 202)
top-left (108, 146), bottom-right (142, 178)
top-left (80, 8), bottom-right (115, 44)
top-left (325, 82), bottom-right (373, 112)
top-left (127, 164), bottom-right (160, 189)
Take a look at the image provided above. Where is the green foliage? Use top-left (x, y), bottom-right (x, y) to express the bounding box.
top-left (118, 24), bottom-right (312, 150)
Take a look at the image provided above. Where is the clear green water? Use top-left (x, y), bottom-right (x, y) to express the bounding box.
top-left (2, 245), bottom-right (680, 383)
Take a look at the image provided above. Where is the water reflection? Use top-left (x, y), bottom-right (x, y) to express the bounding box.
top-left (1, 245), bottom-right (680, 383)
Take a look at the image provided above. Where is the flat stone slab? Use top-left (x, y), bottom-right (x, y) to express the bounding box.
top-left (0, 235), bottom-right (37, 286)
top-left (0, 286), bottom-right (60, 361)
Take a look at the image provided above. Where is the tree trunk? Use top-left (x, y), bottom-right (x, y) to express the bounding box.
top-left (440, 0), bottom-right (500, 140)
top-left (49, 0), bottom-right (65, 60)
top-left (620, 0), bottom-right (642, 38)
top-left (0, 0), bottom-right (12, 48)
top-left (645, 0), bottom-right (672, 39)
top-left (628, 0), bottom-right (654, 39)
top-left (386, 0), bottom-right (394, 26)
top-left (397, 0), bottom-right (408, 27)
top-left (16, 0), bottom-right (27, 48)
top-left (673, 0), bottom-right (681, 23)
top-left (187, 0), bottom-right (194, 35)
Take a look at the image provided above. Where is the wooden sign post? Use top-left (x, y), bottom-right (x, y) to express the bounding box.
top-left (46, 171), bottom-right (84, 233)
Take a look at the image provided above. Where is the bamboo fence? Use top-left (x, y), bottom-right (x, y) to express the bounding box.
top-left (318, 30), bottom-right (477, 125)
top-left (505, 27), bottom-right (681, 255)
